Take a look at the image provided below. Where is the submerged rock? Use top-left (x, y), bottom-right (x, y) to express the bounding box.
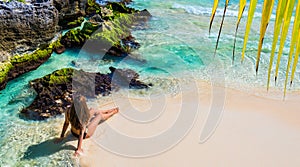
top-left (21, 67), bottom-right (151, 120)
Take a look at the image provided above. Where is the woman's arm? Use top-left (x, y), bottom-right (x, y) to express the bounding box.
top-left (74, 126), bottom-right (86, 156)
top-left (60, 109), bottom-right (70, 138)
top-left (60, 119), bottom-right (69, 138)
top-left (55, 110), bottom-right (69, 144)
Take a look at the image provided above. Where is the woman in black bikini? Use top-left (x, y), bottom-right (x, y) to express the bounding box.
top-left (56, 95), bottom-right (119, 156)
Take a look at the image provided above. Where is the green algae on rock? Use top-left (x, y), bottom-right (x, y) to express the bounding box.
top-left (0, 62), bottom-right (13, 90)
top-left (0, 41), bottom-right (62, 91)
top-left (21, 67), bottom-right (150, 120)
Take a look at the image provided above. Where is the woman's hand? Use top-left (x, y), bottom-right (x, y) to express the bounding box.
top-left (74, 148), bottom-right (84, 157)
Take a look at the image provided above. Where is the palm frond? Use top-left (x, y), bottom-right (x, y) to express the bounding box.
top-left (209, 0), bottom-right (219, 34)
top-left (241, 0), bottom-right (258, 62)
top-left (255, 0), bottom-right (274, 74)
top-left (214, 0), bottom-right (230, 57)
top-left (211, 0), bottom-right (300, 94)
top-left (233, 0), bottom-right (246, 63)
top-left (267, 0), bottom-right (287, 90)
top-left (274, 0), bottom-right (297, 83)
top-left (290, 25), bottom-right (300, 86)
top-left (284, 1), bottom-right (300, 96)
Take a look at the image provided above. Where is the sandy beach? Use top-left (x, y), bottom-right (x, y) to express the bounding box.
top-left (64, 80), bottom-right (300, 167)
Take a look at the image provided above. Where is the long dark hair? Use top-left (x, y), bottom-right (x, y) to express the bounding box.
top-left (68, 95), bottom-right (91, 130)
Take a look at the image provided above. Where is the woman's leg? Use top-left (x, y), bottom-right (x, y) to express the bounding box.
top-left (86, 107), bottom-right (119, 137)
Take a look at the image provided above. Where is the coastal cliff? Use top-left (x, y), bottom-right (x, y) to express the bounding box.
top-left (0, 1), bottom-right (59, 58)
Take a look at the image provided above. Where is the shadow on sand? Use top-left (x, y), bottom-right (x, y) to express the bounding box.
top-left (22, 133), bottom-right (77, 160)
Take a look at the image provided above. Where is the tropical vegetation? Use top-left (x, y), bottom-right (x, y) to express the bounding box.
top-left (210, 0), bottom-right (300, 96)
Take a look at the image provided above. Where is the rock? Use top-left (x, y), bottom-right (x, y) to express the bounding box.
top-left (8, 46), bottom-right (53, 81)
top-left (52, 40), bottom-right (66, 54)
top-left (21, 67), bottom-right (151, 120)
top-left (0, 1), bottom-right (59, 56)
top-left (53, 0), bottom-right (87, 30)
top-left (64, 16), bottom-right (85, 29)
top-left (89, 14), bottom-right (103, 24)
top-left (104, 35), bottom-right (141, 58)
top-left (54, 44), bottom-right (66, 54)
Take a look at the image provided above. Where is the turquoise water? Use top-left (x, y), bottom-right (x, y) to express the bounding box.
top-left (0, 0), bottom-right (299, 166)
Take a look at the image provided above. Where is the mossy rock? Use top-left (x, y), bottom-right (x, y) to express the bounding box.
top-left (61, 21), bottom-right (102, 48)
top-left (82, 21), bottom-right (101, 35)
top-left (0, 43), bottom-right (54, 91)
top-left (66, 17), bottom-right (85, 29)
top-left (0, 62), bottom-right (13, 84)
top-left (10, 47), bottom-right (53, 65)
top-left (44, 68), bottom-right (74, 85)
top-left (86, 0), bottom-right (101, 16)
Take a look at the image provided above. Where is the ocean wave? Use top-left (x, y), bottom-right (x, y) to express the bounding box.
top-left (171, 3), bottom-right (276, 20)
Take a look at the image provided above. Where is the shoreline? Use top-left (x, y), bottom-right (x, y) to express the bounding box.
top-left (70, 79), bottom-right (300, 166)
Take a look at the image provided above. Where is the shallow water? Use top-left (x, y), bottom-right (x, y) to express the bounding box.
top-left (0, 0), bottom-right (299, 166)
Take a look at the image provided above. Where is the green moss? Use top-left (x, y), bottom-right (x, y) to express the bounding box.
top-left (61, 21), bottom-right (102, 47)
top-left (67, 17), bottom-right (85, 27)
top-left (10, 47), bottom-right (53, 65)
top-left (63, 2), bottom-right (138, 48)
top-left (0, 62), bottom-right (13, 84)
top-left (92, 13), bottom-right (133, 46)
top-left (86, 0), bottom-right (102, 15)
top-left (87, 0), bottom-right (96, 6)
top-left (50, 39), bottom-right (63, 50)
top-left (48, 68), bottom-right (74, 85)
top-left (82, 21), bottom-right (100, 35)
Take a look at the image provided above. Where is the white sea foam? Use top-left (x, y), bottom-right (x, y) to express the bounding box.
top-left (171, 3), bottom-right (277, 20)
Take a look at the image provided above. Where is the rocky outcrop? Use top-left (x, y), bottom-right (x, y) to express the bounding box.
top-left (0, 43), bottom-right (54, 90)
top-left (20, 67), bottom-right (151, 120)
top-left (53, 0), bottom-right (87, 29)
top-left (0, 1), bottom-right (59, 55)
top-left (8, 46), bottom-right (53, 79)
top-left (60, 6), bottom-right (151, 56)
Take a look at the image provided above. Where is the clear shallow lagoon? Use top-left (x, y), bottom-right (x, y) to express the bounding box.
top-left (0, 0), bottom-right (299, 166)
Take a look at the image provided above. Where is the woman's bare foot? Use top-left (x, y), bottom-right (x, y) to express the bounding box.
top-left (101, 107), bottom-right (119, 120)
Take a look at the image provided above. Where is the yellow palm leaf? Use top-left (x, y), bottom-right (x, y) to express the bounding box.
top-left (214, 0), bottom-right (230, 56)
top-left (274, 0), bottom-right (297, 82)
top-left (209, 0), bottom-right (219, 34)
top-left (284, 1), bottom-right (300, 96)
top-left (290, 1), bottom-right (300, 85)
top-left (290, 30), bottom-right (300, 86)
top-left (267, 0), bottom-right (287, 90)
top-left (233, 0), bottom-right (246, 62)
top-left (256, 0), bottom-right (275, 74)
top-left (241, 0), bottom-right (258, 62)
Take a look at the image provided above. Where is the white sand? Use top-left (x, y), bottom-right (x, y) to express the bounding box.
top-left (72, 80), bottom-right (300, 167)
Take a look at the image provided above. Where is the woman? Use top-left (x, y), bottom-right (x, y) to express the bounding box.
top-left (56, 95), bottom-right (119, 156)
